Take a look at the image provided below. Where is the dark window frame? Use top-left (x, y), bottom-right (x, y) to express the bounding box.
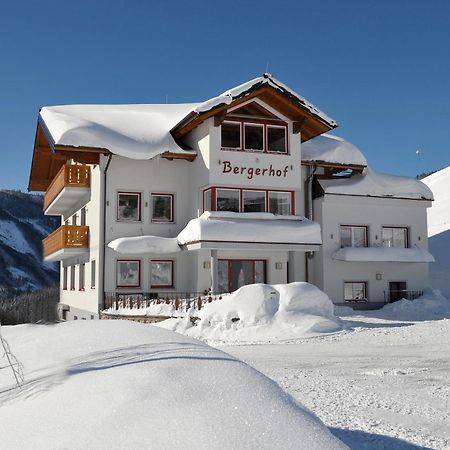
top-left (117, 191), bottom-right (142, 222)
top-left (151, 193), bottom-right (175, 223)
top-left (116, 259), bottom-right (141, 289)
top-left (344, 281), bottom-right (367, 301)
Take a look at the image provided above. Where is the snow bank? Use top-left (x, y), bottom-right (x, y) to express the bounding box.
top-left (373, 290), bottom-right (450, 321)
top-left (108, 235), bottom-right (180, 254)
top-left (0, 321), bottom-right (346, 450)
top-left (158, 282), bottom-right (342, 344)
top-left (332, 246), bottom-right (434, 263)
top-left (177, 211), bottom-right (322, 246)
top-left (40, 103), bottom-right (199, 159)
top-left (319, 167), bottom-right (433, 200)
top-left (302, 134), bottom-right (367, 166)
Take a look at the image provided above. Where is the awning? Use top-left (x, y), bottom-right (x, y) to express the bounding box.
top-left (332, 247), bottom-right (435, 263)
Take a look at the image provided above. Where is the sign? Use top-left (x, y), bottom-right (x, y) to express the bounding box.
top-left (221, 160), bottom-right (292, 180)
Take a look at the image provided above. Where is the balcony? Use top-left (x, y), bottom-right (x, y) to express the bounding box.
top-left (43, 225), bottom-right (89, 261)
top-left (43, 164), bottom-right (90, 217)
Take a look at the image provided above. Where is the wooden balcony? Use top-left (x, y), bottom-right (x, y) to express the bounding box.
top-left (43, 225), bottom-right (89, 261)
top-left (43, 164), bottom-right (91, 216)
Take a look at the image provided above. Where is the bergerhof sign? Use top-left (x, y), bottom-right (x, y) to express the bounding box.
top-left (222, 160), bottom-right (292, 180)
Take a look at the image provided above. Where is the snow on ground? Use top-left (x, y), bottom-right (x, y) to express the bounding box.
top-left (225, 293), bottom-right (450, 450)
top-left (0, 220), bottom-right (35, 255)
top-left (0, 321), bottom-right (346, 450)
top-left (157, 283), bottom-right (342, 345)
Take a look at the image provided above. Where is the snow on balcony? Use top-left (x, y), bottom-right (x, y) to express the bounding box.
top-left (332, 246), bottom-right (435, 263)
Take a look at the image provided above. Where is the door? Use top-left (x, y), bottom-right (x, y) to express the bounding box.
top-left (217, 259), bottom-right (266, 292)
top-left (389, 281), bottom-right (407, 302)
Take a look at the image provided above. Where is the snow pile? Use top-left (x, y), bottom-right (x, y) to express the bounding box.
top-left (422, 166), bottom-right (450, 297)
top-left (40, 103), bottom-right (199, 159)
top-left (319, 167), bottom-right (434, 200)
top-left (108, 235), bottom-right (180, 254)
top-left (193, 74), bottom-right (337, 126)
top-left (374, 290), bottom-right (450, 322)
top-left (332, 246), bottom-right (434, 263)
top-left (302, 134), bottom-right (367, 166)
top-left (177, 211), bottom-right (322, 246)
top-left (0, 321), bottom-right (346, 450)
top-left (158, 282), bottom-right (342, 344)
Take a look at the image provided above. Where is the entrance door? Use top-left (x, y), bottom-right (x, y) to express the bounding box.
top-left (389, 281), bottom-right (407, 302)
top-left (217, 259), bottom-right (266, 292)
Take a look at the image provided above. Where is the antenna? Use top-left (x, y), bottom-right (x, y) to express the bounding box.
top-left (265, 61), bottom-right (270, 74)
top-left (165, 94), bottom-right (169, 104)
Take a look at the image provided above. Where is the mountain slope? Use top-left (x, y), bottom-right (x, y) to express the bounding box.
top-left (0, 190), bottom-right (59, 294)
top-left (422, 167), bottom-right (450, 296)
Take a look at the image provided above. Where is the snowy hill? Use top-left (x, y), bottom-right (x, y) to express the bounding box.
top-left (422, 167), bottom-right (450, 296)
top-left (0, 190), bottom-right (59, 295)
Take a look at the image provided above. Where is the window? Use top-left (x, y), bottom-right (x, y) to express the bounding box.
top-left (151, 193), bottom-right (174, 223)
top-left (150, 260), bottom-right (173, 288)
top-left (63, 266), bottom-right (68, 290)
top-left (218, 259), bottom-right (266, 292)
top-left (221, 122), bottom-right (241, 149)
top-left (382, 227), bottom-right (408, 248)
top-left (79, 263), bottom-right (85, 291)
top-left (216, 189), bottom-right (240, 212)
top-left (340, 225), bottom-right (367, 247)
top-left (269, 191), bottom-right (292, 215)
top-left (243, 190), bottom-right (266, 212)
top-left (117, 192), bottom-right (141, 221)
top-left (203, 189), bottom-right (212, 212)
top-left (244, 124), bottom-right (264, 151)
top-left (116, 260), bottom-right (141, 288)
top-left (91, 260), bottom-right (96, 289)
top-left (344, 282), bottom-right (367, 301)
top-left (70, 266), bottom-right (76, 290)
top-left (267, 126), bottom-right (286, 153)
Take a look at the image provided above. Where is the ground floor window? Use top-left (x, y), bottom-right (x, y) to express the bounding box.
top-left (116, 260), bottom-right (141, 288)
top-left (218, 259), bottom-right (266, 292)
top-left (150, 260), bottom-right (174, 288)
top-left (344, 282), bottom-right (367, 301)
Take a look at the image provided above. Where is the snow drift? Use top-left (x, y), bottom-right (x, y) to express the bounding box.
top-left (158, 282), bottom-right (342, 344)
top-left (0, 321), bottom-right (346, 450)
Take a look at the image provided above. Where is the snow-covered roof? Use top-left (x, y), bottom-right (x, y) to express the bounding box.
top-left (108, 235), bottom-right (181, 254)
top-left (177, 211), bottom-right (322, 247)
top-left (39, 103), bottom-right (199, 160)
top-left (332, 246), bottom-right (435, 263)
top-left (192, 74), bottom-right (336, 127)
top-left (318, 168), bottom-right (434, 201)
top-left (302, 134), bottom-right (367, 166)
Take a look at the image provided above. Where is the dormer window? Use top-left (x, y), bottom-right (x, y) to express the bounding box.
top-left (221, 122), bottom-right (241, 149)
top-left (244, 124), bottom-right (264, 151)
top-left (267, 125), bottom-right (287, 153)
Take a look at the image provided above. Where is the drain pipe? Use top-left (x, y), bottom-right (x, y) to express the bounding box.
top-left (99, 154), bottom-right (112, 312)
top-left (305, 164), bottom-right (317, 282)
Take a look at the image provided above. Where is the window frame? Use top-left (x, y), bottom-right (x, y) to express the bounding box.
top-left (79, 263), bottom-right (85, 291)
top-left (268, 190), bottom-right (293, 215)
top-left (221, 120), bottom-right (242, 150)
top-left (242, 189), bottom-right (267, 213)
top-left (70, 265), bottom-right (76, 291)
top-left (117, 191), bottom-right (142, 222)
top-left (91, 260), bottom-right (96, 289)
top-left (151, 193), bottom-right (175, 223)
top-left (266, 124), bottom-right (288, 154)
top-left (340, 225), bottom-right (368, 248)
top-left (150, 260), bottom-right (174, 289)
top-left (116, 259), bottom-right (141, 289)
top-left (344, 281), bottom-right (367, 301)
top-left (216, 188), bottom-right (241, 213)
top-left (243, 122), bottom-right (265, 152)
top-left (382, 226), bottom-right (409, 248)
top-left (63, 266), bottom-right (68, 290)
top-left (218, 259), bottom-right (267, 293)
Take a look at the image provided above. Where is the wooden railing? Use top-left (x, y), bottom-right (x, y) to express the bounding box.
top-left (42, 225), bottom-right (89, 258)
top-left (43, 164), bottom-right (90, 211)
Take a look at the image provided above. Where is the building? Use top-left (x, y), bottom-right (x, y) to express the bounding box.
top-left (28, 74), bottom-right (434, 320)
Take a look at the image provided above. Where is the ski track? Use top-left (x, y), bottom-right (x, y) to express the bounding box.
top-left (225, 317), bottom-right (450, 450)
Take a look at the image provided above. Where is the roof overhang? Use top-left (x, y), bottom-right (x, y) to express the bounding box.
top-left (171, 83), bottom-right (337, 143)
top-left (184, 241), bottom-right (322, 252)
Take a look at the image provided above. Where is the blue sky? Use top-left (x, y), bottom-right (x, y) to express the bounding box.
top-left (1, 0), bottom-right (449, 190)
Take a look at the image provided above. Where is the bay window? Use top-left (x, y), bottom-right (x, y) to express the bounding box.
top-left (382, 227), bottom-right (408, 248)
top-left (216, 189), bottom-right (240, 212)
top-left (269, 191), bottom-right (292, 215)
top-left (340, 225), bottom-right (367, 248)
top-left (243, 190), bottom-right (266, 212)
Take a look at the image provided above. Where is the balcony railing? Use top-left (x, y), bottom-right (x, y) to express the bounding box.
top-left (383, 290), bottom-right (424, 303)
top-left (103, 291), bottom-right (229, 313)
top-left (42, 225), bottom-right (89, 260)
top-left (43, 164), bottom-right (90, 214)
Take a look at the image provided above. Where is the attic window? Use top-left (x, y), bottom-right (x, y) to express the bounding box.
top-left (221, 122), bottom-right (241, 149)
top-left (244, 124), bottom-right (264, 151)
top-left (267, 126), bottom-right (286, 153)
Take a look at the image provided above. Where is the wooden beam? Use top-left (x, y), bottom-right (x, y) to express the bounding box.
top-left (160, 152), bottom-right (196, 162)
top-left (214, 110), bottom-right (227, 127)
top-left (293, 118), bottom-right (308, 134)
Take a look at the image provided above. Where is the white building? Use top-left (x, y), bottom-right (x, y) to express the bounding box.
top-left (28, 74), bottom-right (434, 319)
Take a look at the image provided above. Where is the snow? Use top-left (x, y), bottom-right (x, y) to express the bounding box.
top-left (226, 293), bottom-right (450, 449)
top-left (0, 220), bottom-right (35, 255)
top-left (422, 166), bottom-right (450, 297)
top-left (40, 103), bottom-right (199, 160)
top-left (319, 167), bottom-right (434, 200)
top-left (332, 246), bottom-right (435, 263)
top-left (157, 283), bottom-right (342, 345)
top-left (302, 134), bottom-right (367, 166)
top-left (193, 74), bottom-right (337, 127)
top-left (108, 235), bottom-right (180, 254)
top-left (0, 321), bottom-right (346, 450)
top-left (423, 166), bottom-right (450, 237)
top-left (177, 211), bottom-right (322, 246)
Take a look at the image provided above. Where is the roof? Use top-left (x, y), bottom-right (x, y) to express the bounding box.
top-left (302, 134), bottom-right (367, 167)
top-left (317, 168), bottom-right (434, 201)
top-left (332, 247), bottom-right (435, 263)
